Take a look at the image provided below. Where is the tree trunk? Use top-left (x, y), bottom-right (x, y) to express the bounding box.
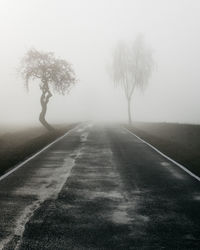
top-left (39, 86), bottom-right (55, 131)
top-left (127, 98), bottom-right (132, 125)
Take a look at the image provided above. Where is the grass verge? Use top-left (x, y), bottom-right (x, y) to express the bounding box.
top-left (126, 122), bottom-right (200, 178)
top-left (0, 124), bottom-right (76, 177)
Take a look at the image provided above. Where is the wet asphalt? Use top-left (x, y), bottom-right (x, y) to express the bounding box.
top-left (0, 123), bottom-right (200, 249)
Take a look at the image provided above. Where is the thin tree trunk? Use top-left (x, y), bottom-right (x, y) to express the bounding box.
top-left (127, 98), bottom-right (132, 125)
top-left (39, 87), bottom-right (55, 131)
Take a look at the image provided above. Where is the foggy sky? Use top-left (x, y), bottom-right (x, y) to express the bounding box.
top-left (0, 0), bottom-right (200, 125)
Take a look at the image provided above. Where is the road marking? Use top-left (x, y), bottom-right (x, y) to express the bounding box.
top-left (0, 124), bottom-right (82, 182)
top-left (124, 127), bottom-right (200, 182)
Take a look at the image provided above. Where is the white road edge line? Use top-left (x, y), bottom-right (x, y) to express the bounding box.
top-left (124, 127), bottom-right (200, 182)
top-left (0, 123), bottom-right (82, 182)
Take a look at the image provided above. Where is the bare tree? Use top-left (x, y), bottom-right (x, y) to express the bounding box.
top-left (20, 48), bottom-right (76, 131)
top-left (111, 35), bottom-right (154, 124)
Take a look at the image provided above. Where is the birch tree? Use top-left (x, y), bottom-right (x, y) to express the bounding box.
top-left (111, 35), bottom-right (154, 124)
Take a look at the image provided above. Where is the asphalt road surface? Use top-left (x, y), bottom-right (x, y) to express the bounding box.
top-left (0, 123), bottom-right (200, 249)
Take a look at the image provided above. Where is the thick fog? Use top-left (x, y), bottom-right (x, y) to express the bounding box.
top-left (0, 0), bottom-right (200, 125)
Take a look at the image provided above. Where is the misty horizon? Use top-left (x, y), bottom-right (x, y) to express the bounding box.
top-left (0, 0), bottom-right (200, 125)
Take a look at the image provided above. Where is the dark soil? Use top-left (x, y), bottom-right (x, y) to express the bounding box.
top-left (0, 124), bottom-right (76, 176)
top-left (126, 122), bottom-right (200, 177)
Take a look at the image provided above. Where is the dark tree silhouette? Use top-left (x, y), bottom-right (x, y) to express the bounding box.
top-left (111, 35), bottom-right (154, 124)
top-left (20, 48), bottom-right (76, 131)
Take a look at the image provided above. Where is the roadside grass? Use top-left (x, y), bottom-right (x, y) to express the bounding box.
top-left (0, 124), bottom-right (76, 177)
top-left (126, 122), bottom-right (200, 178)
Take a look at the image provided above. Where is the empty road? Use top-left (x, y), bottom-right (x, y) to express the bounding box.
top-left (0, 123), bottom-right (200, 249)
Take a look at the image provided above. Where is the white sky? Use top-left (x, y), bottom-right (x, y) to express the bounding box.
top-left (0, 0), bottom-right (200, 125)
